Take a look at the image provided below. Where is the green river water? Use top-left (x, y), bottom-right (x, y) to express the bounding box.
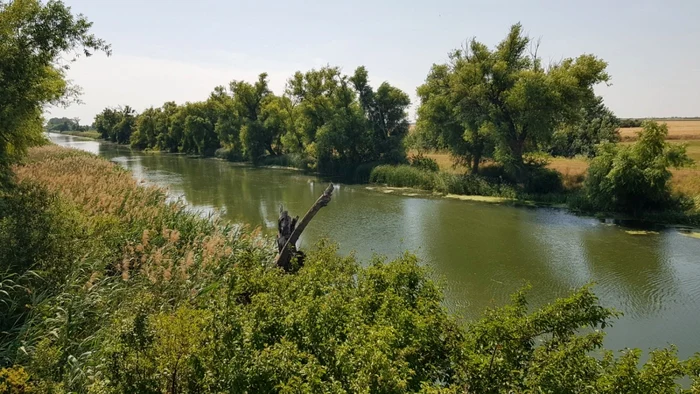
top-left (50, 133), bottom-right (700, 359)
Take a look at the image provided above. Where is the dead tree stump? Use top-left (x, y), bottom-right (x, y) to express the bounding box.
top-left (275, 183), bottom-right (334, 271)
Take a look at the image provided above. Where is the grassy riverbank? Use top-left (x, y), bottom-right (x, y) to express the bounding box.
top-left (54, 130), bottom-right (102, 139)
top-left (2, 145), bottom-right (700, 391)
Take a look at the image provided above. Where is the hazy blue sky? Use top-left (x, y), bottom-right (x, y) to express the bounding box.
top-left (51, 0), bottom-right (700, 123)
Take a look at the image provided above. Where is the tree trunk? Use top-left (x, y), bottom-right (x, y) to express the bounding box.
top-left (275, 183), bottom-right (334, 271)
top-left (471, 153), bottom-right (481, 175)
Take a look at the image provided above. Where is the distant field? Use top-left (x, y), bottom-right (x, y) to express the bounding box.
top-left (620, 120), bottom-right (700, 141)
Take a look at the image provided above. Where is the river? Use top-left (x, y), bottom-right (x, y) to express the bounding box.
top-left (49, 133), bottom-right (700, 358)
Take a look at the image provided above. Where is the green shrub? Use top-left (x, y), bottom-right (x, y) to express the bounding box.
top-left (370, 165), bottom-right (518, 198)
top-left (370, 165), bottom-right (435, 189)
top-left (352, 161), bottom-right (380, 184)
top-left (523, 167), bottom-right (564, 194)
top-left (258, 153), bottom-right (310, 169)
top-left (214, 147), bottom-right (244, 162)
top-left (583, 121), bottom-right (692, 214)
top-left (434, 172), bottom-right (517, 197)
top-left (408, 154), bottom-right (440, 172)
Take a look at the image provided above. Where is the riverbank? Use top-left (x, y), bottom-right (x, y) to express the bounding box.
top-left (52, 130), bottom-right (101, 139)
top-left (59, 132), bottom-right (699, 228)
top-left (3, 145), bottom-right (700, 391)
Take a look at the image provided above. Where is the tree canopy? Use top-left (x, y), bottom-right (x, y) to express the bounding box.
top-left (416, 23), bottom-right (610, 179)
top-left (97, 66), bottom-right (410, 178)
top-left (0, 0), bottom-right (109, 172)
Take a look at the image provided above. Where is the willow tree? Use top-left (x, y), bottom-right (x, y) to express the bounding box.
top-left (417, 23), bottom-right (610, 179)
top-left (0, 0), bottom-right (110, 173)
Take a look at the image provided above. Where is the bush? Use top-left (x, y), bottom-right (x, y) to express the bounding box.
top-left (370, 165), bottom-right (435, 189)
top-left (408, 154), bottom-right (439, 172)
top-left (523, 167), bottom-right (564, 194)
top-left (214, 147), bottom-right (244, 162)
top-left (619, 118), bottom-right (644, 128)
top-left (258, 153), bottom-right (310, 169)
top-left (352, 161), bottom-right (380, 184)
top-left (583, 121), bottom-right (692, 214)
top-left (370, 165), bottom-right (518, 198)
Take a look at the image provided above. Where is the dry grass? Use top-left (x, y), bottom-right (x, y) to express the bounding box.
top-left (14, 145), bottom-right (268, 286)
top-left (620, 120), bottom-right (700, 141)
top-left (411, 151), bottom-right (469, 174)
top-left (546, 158), bottom-right (588, 190)
top-left (670, 168), bottom-right (700, 197)
top-left (683, 140), bottom-right (700, 163)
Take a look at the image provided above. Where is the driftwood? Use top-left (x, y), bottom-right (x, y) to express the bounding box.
top-left (275, 183), bottom-right (334, 271)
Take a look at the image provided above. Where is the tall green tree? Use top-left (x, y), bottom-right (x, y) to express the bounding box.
top-left (417, 23), bottom-right (610, 179)
top-left (94, 106), bottom-right (136, 144)
top-left (416, 63), bottom-right (493, 174)
top-left (0, 0), bottom-right (109, 173)
top-left (350, 66), bottom-right (411, 163)
top-left (231, 73), bottom-right (278, 162)
top-left (286, 67), bottom-right (344, 151)
top-left (94, 107), bottom-right (120, 140)
top-left (130, 107), bottom-right (163, 149)
top-left (179, 101), bottom-right (219, 156)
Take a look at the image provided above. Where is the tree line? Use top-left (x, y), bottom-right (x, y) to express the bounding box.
top-left (94, 67), bottom-right (411, 178)
top-left (44, 117), bottom-right (91, 133)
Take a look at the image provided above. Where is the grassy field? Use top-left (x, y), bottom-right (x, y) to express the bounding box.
top-left (620, 120), bottom-right (700, 141)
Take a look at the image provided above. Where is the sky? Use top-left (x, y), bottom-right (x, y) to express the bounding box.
top-left (48, 0), bottom-right (700, 124)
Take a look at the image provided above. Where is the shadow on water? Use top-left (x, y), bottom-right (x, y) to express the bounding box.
top-left (49, 133), bottom-right (700, 359)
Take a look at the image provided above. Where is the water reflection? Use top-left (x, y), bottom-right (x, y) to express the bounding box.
top-left (48, 133), bottom-right (700, 359)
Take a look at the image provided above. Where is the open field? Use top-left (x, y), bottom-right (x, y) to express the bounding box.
top-left (620, 120), bottom-right (700, 141)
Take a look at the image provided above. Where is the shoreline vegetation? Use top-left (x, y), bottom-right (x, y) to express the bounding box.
top-left (2, 145), bottom-right (700, 391)
top-left (52, 124), bottom-right (700, 228)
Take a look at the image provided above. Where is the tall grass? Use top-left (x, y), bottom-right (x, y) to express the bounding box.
top-left (370, 164), bottom-right (517, 198)
top-left (2, 146), bottom-right (273, 390)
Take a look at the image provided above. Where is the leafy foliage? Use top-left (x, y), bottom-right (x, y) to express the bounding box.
top-left (0, 0), bottom-right (109, 171)
top-left (550, 96), bottom-right (620, 158)
top-left (44, 117), bottom-right (90, 133)
top-left (416, 23), bottom-right (610, 179)
top-left (97, 66), bottom-right (410, 177)
top-left (94, 106), bottom-right (136, 144)
top-left (582, 121), bottom-right (693, 214)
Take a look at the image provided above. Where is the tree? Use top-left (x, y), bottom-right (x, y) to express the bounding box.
top-left (114, 106), bottom-right (136, 144)
top-left (550, 96), bottom-right (620, 158)
top-left (416, 64), bottom-right (494, 174)
top-left (417, 23), bottom-right (610, 179)
top-left (0, 0), bottom-right (109, 173)
top-left (583, 121), bottom-right (693, 214)
top-left (230, 73), bottom-right (278, 162)
top-left (286, 67), bottom-right (344, 150)
top-left (94, 106), bottom-right (136, 144)
top-left (44, 117), bottom-right (80, 132)
top-left (350, 66), bottom-right (411, 164)
top-left (179, 102), bottom-right (219, 156)
top-left (130, 107), bottom-right (163, 149)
